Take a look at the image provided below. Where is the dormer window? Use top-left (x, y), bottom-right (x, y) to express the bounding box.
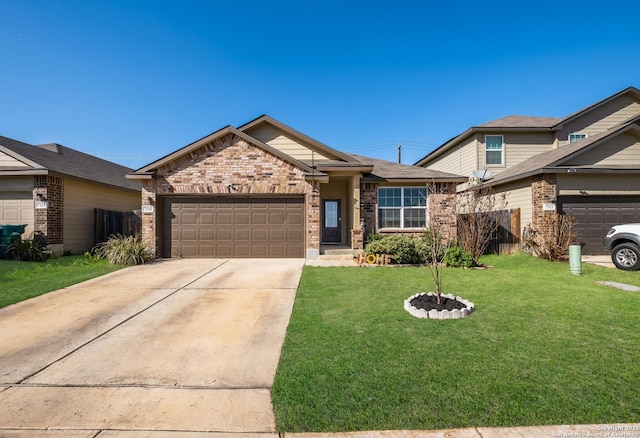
top-left (485, 135), bottom-right (504, 166)
top-left (569, 133), bottom-right (587, 143)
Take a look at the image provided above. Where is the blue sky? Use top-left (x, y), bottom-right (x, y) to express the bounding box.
top-left (1, 0), bottom-right (639, 169)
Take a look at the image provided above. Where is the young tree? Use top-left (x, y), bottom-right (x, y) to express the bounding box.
top-left (424, 181), bottom-right (457, 304)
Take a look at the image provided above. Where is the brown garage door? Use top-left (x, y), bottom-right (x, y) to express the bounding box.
top-left (162, 197), bottom-right (305, 258)
top-left (558, 196), bottom-right (640, 255)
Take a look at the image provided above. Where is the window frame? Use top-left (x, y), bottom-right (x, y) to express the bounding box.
top-left (485, 135), bottom-right (504, 167)
top-left (377, 186), bottom-right (428, 230)
top-left (569, 133), bottom-right (588, 143)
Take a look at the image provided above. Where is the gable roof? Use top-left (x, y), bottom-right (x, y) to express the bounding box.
top-left (238, 115), bottom-right (359, 164)
top-left (552, 86), bottom-right (640, 129)
top-left (130, 124), bottom-right (323, 178)
top-left (0, 135), bottom-right (140, 191)
top-left (130, 116), bottom-right (462, 182)
top-left (415, 86), bottom-right (640, 167)
top-left (488, 117), bottom-right (640, 186)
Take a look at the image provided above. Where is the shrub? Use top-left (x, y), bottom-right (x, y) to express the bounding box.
top-left (443, 244), bottom-right (474, 268)
top-left (94, 234), bottom-right (155, 265)
top-left (365, 234), bottom-right (424, 264)
top-left (7, 232), bottom-right (51, 262)
top-left (523, 214), bottom-right (577, 261)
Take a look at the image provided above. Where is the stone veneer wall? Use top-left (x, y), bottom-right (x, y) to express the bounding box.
top-left (34, 175), bottom-right (63, 244)
top-left (141, 133), bottom-right (319, 256)
top-left (531, 174), bottom-right (558, 232)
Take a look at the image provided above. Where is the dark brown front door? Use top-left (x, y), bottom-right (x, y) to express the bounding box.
top-left (322, 199), bottom-right (341, 243)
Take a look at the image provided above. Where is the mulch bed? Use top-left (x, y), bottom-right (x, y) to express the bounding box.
top-left (409, 294), bottom-right (468, 312)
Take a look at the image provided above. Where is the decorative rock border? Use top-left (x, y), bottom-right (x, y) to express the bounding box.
top-left (404, 292), bottom-right (475, 320)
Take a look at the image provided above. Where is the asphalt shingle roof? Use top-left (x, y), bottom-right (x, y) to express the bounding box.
top-left (349, 154), bottom-right (464, 181)
top-left (0, 135), bottom-right (140, 191)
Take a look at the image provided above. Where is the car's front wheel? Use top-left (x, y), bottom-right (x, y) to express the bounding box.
top-left (611, 243), bottom-right (640, 270)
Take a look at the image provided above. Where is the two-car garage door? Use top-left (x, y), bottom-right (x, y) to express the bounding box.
top-left (558, 196), bottom-right (640, 254)
top-left (162, 197), bottom-right (305, 258)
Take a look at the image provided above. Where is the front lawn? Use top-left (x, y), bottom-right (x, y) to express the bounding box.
top-left (0, 256), bottom-right (126, 308)
top-left (272, 253), bottom-right (640, 432)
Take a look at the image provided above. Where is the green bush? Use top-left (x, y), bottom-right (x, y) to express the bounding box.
top-left (443, 244), bottom-right (474, 268)
top-left (365, 234), bottom-right (425, 264)
top-left (7, 232), bottom-right (51, 262)
top-left (94, 234), bottom-right (155, 265)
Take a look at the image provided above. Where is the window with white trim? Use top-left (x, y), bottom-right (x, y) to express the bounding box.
top-left (485, 135), bottom-right (504, 166)
top-left (378, 187), bottom-right (427, 229)
top-left (569, 133), bottom-right (587, 143)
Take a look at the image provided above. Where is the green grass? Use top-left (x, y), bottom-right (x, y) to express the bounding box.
top-left (273, 253), bottom-right (640, 432)
top-left (0, 255), bottom-right (126, 308)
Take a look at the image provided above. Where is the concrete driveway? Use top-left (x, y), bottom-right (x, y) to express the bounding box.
top-left (0, 258), bottom-right (304, 436)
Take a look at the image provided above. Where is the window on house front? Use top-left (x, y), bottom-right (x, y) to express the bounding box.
top-left (569, 133), bottom-right (587, 143)
top-left (378, 187), bottom-right (427, 229)
top-left (485, 135), bottom-right (504, 166)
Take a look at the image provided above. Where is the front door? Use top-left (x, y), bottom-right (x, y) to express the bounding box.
top-left (322, 199), bottom-right (341, 243)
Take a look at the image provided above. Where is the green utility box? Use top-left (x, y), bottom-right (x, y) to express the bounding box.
top-left (0, 224), bottom-right (27, 259)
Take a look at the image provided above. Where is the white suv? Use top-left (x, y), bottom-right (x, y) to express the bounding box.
top-left (604, 224), bottom-right (640, 270)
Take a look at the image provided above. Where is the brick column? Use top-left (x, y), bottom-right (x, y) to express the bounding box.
top-left (428, 184), bottom-right (457, 243)
top-left (532, 174), bottom-right (558, 232)
top-left (34, 175), bottom-right (64, 245)
top-left (360, 182), bottom-right (377, 243)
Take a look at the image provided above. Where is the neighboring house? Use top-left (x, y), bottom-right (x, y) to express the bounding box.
top-left (127, 115), bottom-right (464, 259)
top-left (0, 135), bottom-right (141, 255)
top-left (415, 86), bottom-right (640, 254)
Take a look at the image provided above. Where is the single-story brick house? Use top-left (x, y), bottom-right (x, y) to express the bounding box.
top-left (0, 135), bottom-right (141, 255)
top-left (127, 115), bottom-right (464, 258)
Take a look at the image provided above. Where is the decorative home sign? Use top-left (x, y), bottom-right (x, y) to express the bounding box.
top-left (142, 205), bottom-right (154, 213)
top-left (35, 201), bottom-right (49, 209)
top-left (542, 203), bottom-right (556, 211)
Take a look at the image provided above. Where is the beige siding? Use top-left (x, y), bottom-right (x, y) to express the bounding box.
top-left (0, 151), bottom-right (30, 168)
top-left (478, 132), bottom-right (555, 176)
top-left (494, 180), bottom-right (532, 237)
top-left (426, 135), bottom-right (477, 177)
top-left (557, 174), bottom-right (640, 195)
top-left (558, 95), bottom-right (640, 145)
top-left (564, 132), bottom-right (640, 166)
top-left (64, 180), bottom-right (141, 254)
top-left (0, 191), bottom-right (34, 236)
top-left (243, 125), bottom-right (331, 161)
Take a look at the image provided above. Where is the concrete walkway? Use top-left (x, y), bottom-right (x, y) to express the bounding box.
top-left (0, 258), bottom-right (305, 435)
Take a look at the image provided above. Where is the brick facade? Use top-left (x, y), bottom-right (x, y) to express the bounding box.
top-left (531, 174), bottom-right (558, 231)
top-left (359, 182), bottom-right (458, 246)
top-left (141, 133), bottom-right (319, 256)
top-left (33, 175), bottom-right (64, 244)
top-left (360, 183), bottom-right (377, 243)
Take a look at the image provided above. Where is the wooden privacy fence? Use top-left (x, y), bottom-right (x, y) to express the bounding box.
top-left (94, 208), bottom-right (142, 244)
top-left (458, 208), bottom-right (521, 255)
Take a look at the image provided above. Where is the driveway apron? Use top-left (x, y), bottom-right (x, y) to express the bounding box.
top-left (0, 258), bottom-right (304, 435)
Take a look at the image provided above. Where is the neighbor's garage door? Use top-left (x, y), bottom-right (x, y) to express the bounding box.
top-left (162, 197), bottom-right (305, 258)
top-left (558, 195), bottom-right (640, 254)
top-left (0, 192), bottom-right (34, 234)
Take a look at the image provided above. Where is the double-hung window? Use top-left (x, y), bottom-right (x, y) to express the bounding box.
top-left (569, 133), bottom-right (587, 143)
top-left (485, 135), bottom-right (504, 166)
top-left (378, 187), bottom-right (427, 229)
